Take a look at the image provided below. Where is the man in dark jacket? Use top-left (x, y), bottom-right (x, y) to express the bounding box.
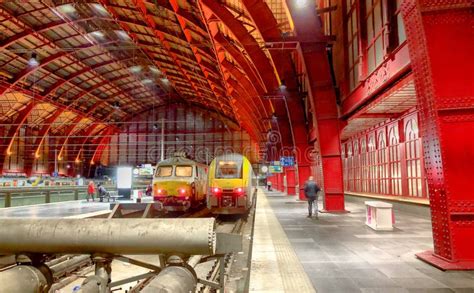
top-left (304, 176), bottom-right (321, 218)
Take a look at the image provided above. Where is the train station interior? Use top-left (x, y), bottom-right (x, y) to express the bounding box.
top-left (0, 0), bottom-right (472, 292)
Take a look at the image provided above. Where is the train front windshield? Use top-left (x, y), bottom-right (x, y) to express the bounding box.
top-left (216, 158), bottom-right (243, 179)
top-left (156, 166), bottom-right (172, 177)
top-left (176, 166), bottom-right (193, 177)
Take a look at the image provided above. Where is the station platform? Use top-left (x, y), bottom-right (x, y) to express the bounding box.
top-left (0, 200), bottom-right (110, 218)
top-left (249, 189), bottom-right (474, 293)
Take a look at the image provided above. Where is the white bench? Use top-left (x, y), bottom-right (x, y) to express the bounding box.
top-left (365, 201), bottom-right (394, 231)
top-left (107, 191), bottom-right (123, 202)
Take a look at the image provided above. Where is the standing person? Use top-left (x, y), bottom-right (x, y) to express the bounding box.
top-left (97, 183), bottom-right (108, 202)
top-left (304, 176), bottom-right (321, 218)
top-left (145, 184), bottom-right (152, 197)
top-left (267, 180), bottom-right (272, 191)
top-left (87, 181), bottom-right (95, 202)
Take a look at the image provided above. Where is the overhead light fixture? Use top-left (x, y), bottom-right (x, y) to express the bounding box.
top-left (279, 79), bottom-right (286, 90)
top-left (161, 78), bottom-right (169, 83)
top-left (142, 79), bottom-right (153, 84)
top-left (115, 30), bottom-right (131, 41)
top-left (150, 67), bottom-right (161, 74)
top-left (153, 123), bottom-right (159, 130)
top-left (28, 52), bottom-right (39, 67)
top-left (113, 101), bottom-right (120, 109)
top-left (91, 3), bottom-right (110, 16)
top-left (130, 65), bottom-right (142, 73)
top-left (89, 31), bottom-right (105, 39)
top-left (295, 0), bottom-right (309, 8)
top-left (57, 4), bottom-right (76, 14)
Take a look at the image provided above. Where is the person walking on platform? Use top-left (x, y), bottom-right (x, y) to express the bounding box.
top-left (87, 181), bottom-right (95, 202)
top-left (304, 176), bottom-right (321, 218)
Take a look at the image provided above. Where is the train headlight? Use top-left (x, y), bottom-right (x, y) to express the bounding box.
top-left (212, 187), bottom-right (222, 195)
top-left (156, 189), bottom-right (167, 196)
top-left (179, 188), bottom-right (186, 195)
top-left (234, 187), bottom-right (245, 196)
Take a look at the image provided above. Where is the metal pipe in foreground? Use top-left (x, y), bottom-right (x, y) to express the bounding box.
top-left (141, 266), bottom-right (196, 293)
top-left (0, 266), bottom-right (48, 293)
top-left (49, 255), bottom-right (91, 278)
top-left (0, 218), bottom-right (216, 255)
top-left (142, 256), bottom-right (197, 293)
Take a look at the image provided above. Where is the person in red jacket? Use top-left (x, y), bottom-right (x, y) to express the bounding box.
top-left (87, 181), bottom-right (95, 202)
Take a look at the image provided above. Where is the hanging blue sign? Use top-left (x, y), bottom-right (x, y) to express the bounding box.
top-left (280, 156), bottom-right (295, 167)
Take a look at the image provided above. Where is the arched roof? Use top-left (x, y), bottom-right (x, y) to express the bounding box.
top-left (0, 0), bottom-right (295, 146)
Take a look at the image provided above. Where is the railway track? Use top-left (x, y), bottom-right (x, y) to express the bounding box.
top-left (1, 203), bottom-right (251, 292)
top-left (42, 206), bottom-right (212, 292)
top-left (195, 210), bottom-right (253, 293)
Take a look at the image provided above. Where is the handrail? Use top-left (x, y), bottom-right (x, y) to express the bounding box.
top-left (0, 185), bottom-right (117, 208)
top-left (0, 185), bottom-right (116, 193)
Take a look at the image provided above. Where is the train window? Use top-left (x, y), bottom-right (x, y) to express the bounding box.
top-left (176, 166), bottom-right (193, 177)
top-left (216, 160), bottom-right (243, 179)
top-left (156, 166), bottom-right (172, 177)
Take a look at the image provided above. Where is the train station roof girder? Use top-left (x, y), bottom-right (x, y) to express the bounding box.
top-left (0, 0), bottom-right (302, 163)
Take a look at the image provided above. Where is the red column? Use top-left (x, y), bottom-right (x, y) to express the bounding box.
top-left (273, 173), bottom-right (279, 191)
top-left (402, 0), bottom-right (474, 269)
top-left (278, 172), bottom-right (284, 192)
top-left (297, 163), bottom-right (312, 200)
top-left (285, 166), bottom-right (296, 195)
top-left (285, 0), bottom-right (345, 211)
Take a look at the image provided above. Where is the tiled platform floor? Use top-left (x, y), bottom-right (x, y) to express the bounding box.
top-left (250, 189), bottom-right (315, 293)
top-left (263, 190), bottom-right (474, 293)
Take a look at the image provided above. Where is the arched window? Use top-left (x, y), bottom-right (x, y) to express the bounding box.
top-left (347, 142), bottom-right (354, 191)
top-left (388, 125), bottom-right (402, 195)
top-left (377, 130), bottom-right (389, 195)
top-left (342, 143), bottom-right (349, 190)
top-left (360, 137), bottom-right (369, 192)
top-left (353, 140), bottom-right (361, 191)
top-left (405, 118), bottom-right (424, 197)
top-left (367, 133), bottom-right (378, 193)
